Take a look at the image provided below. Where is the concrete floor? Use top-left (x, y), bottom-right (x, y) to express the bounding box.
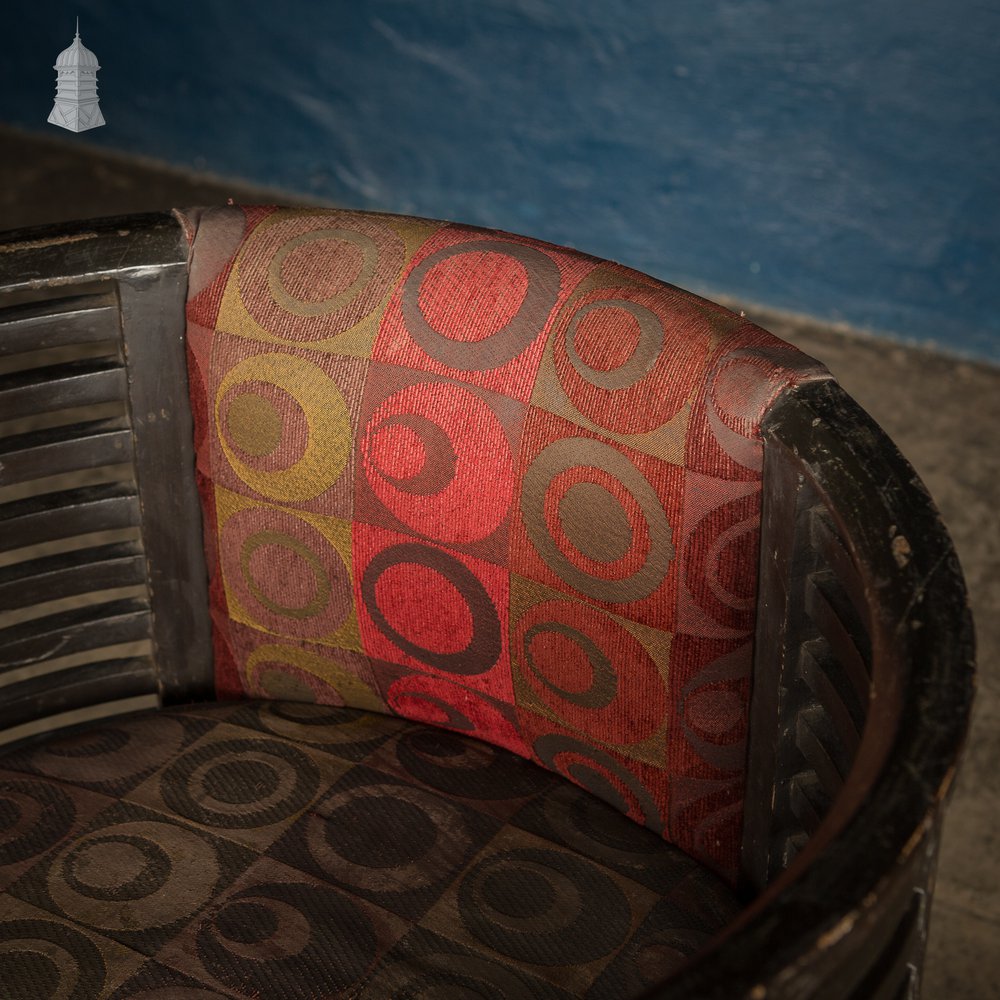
top-left (1, 124), bottom-right (997, 997)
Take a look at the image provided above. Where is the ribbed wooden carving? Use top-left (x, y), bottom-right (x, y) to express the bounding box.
top-left (0, 286), bottom-right (158, 744)
top-left (0, 215), bottom-right (209, 745)
top-left (772, 500), bottom-right (873, 874)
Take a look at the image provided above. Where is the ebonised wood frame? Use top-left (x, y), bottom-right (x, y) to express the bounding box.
top-left (0, 214), bottom-right (975, 999)
top-left (663, 379), bottom-right (975, 999)
top-left (0, 212), bottom-right (212, 747)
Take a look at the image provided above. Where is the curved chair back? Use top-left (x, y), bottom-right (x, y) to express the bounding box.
top-left (177, 205), bottom-right (827, 882)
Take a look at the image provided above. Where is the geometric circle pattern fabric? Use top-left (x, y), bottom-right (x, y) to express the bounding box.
top-left (0, 702), bottom-right (742, 999)
top-left (181, 205), bottom-right (828, 883)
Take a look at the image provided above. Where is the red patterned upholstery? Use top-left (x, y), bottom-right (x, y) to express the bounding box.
top-left (178, 206), bottom-right (827, 882)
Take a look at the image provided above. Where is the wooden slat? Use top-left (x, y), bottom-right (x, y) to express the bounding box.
top-left (0, 358), bottom-right (126, 422)
top-left (0, 418), bottom-right (132, 486)
top-left (0, 293), bottom-right (119, 357)
top-left (0, 597), bottom-right (151, 673)
top-left (0, 541), bottom-right (146, 611)
top-left (799, 640), bottom-right (864, 755)
top-left (788, 770), bottom-right (828, 836)
top-left (809, 506), bottom-right (868, 623)
top-left (0, 657), bottom-right (157, 733)
top-left (778, 830), bottom-right (810, 872)
top-left (0, 694), bottom-right (161, 749)
top-left (0, 482), bottom-right (140, 552)
top-left (795, 705), bottom-right (851, 799)
top-left (805, 570), bottom-right (873, 710)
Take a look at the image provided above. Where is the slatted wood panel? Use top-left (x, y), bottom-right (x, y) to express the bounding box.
top-left (0, 283), bottom-right (157, 745)
top-left (0, 214), bottom-right (213, 742)
top-left (0, 293), bottom-right (122, 357)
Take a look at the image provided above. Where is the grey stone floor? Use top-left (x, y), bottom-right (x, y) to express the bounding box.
top-left (2, 124), bottom-right (997, 997)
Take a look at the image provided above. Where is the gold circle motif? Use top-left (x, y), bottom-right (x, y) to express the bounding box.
top-left (266, 229), bottom-right (379, 317)
top-left (240, 530), bottom-right (331, 619)
top-left (216, 353), bottom-right (350, 501)
top-left (225, 394), bottom-right (284, 456)
top-left (245, 645), bottom-right (384, 713)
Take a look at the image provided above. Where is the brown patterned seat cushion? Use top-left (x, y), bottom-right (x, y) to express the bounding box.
top-left (0, 700), bottom-right (741, 998)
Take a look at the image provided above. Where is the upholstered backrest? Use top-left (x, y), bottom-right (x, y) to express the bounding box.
top-left (178, 206), bottom-right (826, 881)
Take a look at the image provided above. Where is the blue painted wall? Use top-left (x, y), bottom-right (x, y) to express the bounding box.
top-left (4, 1), bottom-right (1000, 361)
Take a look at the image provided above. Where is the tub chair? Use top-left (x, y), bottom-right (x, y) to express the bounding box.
top-left (0, 207), bottom-right (974, 998)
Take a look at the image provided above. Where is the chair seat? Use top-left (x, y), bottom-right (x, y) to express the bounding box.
top-left (0, 700), bottom-right (741, 999)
